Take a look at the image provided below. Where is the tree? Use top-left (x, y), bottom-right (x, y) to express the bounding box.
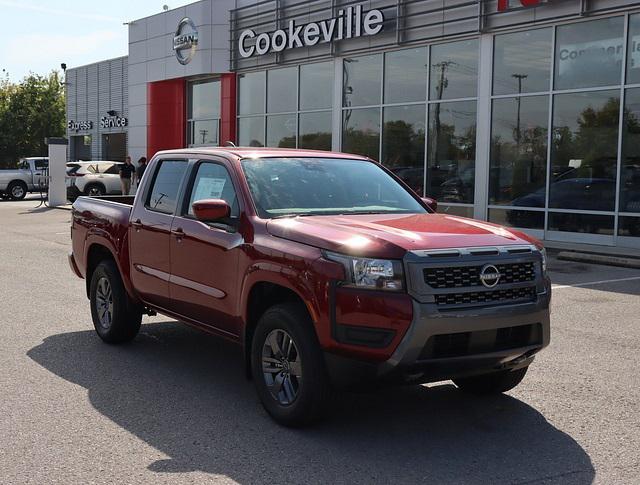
top-left (0, 72), bottom-right (65, 168)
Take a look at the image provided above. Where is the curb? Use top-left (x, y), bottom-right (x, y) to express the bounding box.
top-left (557, 251), bottom-right (640, 269)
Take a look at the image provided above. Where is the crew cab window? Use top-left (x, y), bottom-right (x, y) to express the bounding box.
top-left (34, 160), bottom-right (48, 170)
top-left (146, 160), bottom-right (188, 214)
top-left (185, 162), bottom-right (239, 218)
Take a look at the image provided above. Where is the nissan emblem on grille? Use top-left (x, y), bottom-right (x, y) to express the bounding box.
top-left (479, 264), bottom-right (501, 288)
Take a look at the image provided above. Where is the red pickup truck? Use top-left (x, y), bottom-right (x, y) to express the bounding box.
top-left (69, 148), bottom-right (550, 426)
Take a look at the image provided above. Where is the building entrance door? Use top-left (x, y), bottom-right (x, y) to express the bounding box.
top-left (102, 133), bottom-right (127, 161)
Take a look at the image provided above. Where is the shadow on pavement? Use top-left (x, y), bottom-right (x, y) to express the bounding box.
top-left (28, 321), bottom-right (594, 484)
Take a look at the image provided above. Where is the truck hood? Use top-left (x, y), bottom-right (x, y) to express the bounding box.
top-left (266, 213), bottom-right (538, 259)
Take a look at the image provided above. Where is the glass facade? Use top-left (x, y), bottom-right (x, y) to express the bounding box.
top-left (236, 13), bottom-right (640, 248)
top-left (187, 78), bottom-right (220, 147)
top-left (237, 62), bottom-right (333, 150)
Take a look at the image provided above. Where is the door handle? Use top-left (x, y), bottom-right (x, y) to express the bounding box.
top-left (132, 219), bottom-right (143, 231)
top-left (171, 228), bottom-right (184, 238)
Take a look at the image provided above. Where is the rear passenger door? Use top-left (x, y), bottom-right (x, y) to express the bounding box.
top-left (129, 159), bottom-right (188, 310)
top-left (169, 159), bottom-right (243, 337)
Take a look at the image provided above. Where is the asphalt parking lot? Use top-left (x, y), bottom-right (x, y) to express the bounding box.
top-left (1, 197), bottom-right (639, 484)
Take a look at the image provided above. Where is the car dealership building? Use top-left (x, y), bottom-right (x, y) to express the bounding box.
top-left (65, 0), bottom-right (640, 249)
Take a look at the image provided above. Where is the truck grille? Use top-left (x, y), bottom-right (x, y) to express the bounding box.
top-left (424, 262), bottom-right (535, 289)
top-left (434, 286), bottom-right (536, 306)
top-left (418, 323), bottom-right (542, 360)
top-left (406, 245), bottom-right (543, 309)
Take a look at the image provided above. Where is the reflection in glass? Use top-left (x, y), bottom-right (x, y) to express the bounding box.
top-left (343, 54), bottom-right (382, 107)
top-left (238, 117), bottom-right (265, 147)
top-left (382, 105), bottom-right (425, 195)
top-left (238, 71), bottom-right (266, 115)
top-left (188, 79), bottom-right (220, 119)
top-left (620, 88), bottom-right (640, 213)
top-left (493, 28), bottom-right (551, 95)
top-left (300, 62), bottom-right (334, 110)
top-left (437, 205), bottom-right (474, 218)
top-left (548, 212), bottom-right (614, 235)
top-left (550, 91), bottom-right (619, 211)
top-left (627, 15), bottom-right (640, 84)
top-left (618, 216), bottom-right (640, 237)
top-left (554, 17), bottom-right (624, 90)
top-left (384, 48), bottom-right (427, 104)
top-left (427, 101), bottom-right (476, 203)
top-left (489, 208), bottom-right (544, 230)
top-left (267, 114), bottom-right (296, 148)
top-left (299, 111), bottom-right (332, 150)
top-left (188, 119), bottom-right (219, 146)
top-left (267, 67), bottom-right (297, 113)
top-left (490, 96), bottom-right (548, 206)
top-left (430, 40), bottom-right (478, 100)
top-left (342, 107), bottom-right (380, 160)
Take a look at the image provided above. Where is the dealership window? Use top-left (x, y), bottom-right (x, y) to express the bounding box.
top-left (488, 16), bottom-right (640, 244)
top-left (430, 40), bottom-right (478, 100)
top-left (187, 79), bottom-right (220, 147)
top-left (489, 96), bottom-right (548, 207)
top-left (237, 62), bottom-right (333, 150)
top-left (554, 17), bottom-right (624, 90)
top-left (493, 28), bottom-right (552, 95)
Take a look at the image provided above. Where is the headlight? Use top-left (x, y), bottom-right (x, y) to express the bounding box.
top-left (540, 247), bottom-right (547, 273)
top-left (324, 251), bottom-right (404, 291)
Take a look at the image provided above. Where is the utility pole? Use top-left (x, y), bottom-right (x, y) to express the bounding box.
top-left (512, 73), bottom-right (527, 148)
top-left (432, 61), bottom-right (455, 169)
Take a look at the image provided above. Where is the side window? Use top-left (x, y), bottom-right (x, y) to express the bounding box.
top-left (146, 160), bottom-right (188, 215)
top-left (104, 164), bottom-right (120, 175)
top-left (34, 160), bottom-right (48, 170)
top-left (185, 162), bottom-right (239, 218)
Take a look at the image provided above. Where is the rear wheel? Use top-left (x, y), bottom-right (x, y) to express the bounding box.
top-left (85, 184), bottom-right (105, 196)
top-left (89, 260), bottom-right (142, 343)
top-left (8, 181), bottom-right (27, 200)
top-left (250, 303), bottom-right (332, 427)
top-left (453, 366), bottom-right (529, 395)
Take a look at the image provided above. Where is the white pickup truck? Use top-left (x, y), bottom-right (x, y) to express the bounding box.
top-left (0, 157), bottom-right (49, 200)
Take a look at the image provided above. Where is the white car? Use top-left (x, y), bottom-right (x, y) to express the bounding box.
top-left (66, 161), bottom-right (125, 200)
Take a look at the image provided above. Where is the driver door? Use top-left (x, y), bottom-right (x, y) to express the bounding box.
top-left (169, 159), bottom-right (243, 338)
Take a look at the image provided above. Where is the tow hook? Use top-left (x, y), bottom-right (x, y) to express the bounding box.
top-left (501, 350), bottom-right (536, 369)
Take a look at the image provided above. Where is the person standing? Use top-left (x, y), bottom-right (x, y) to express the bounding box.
top-left (135, 157), bottom-right (147, 188)
top-left (119, 156), bottom-right (135, 195)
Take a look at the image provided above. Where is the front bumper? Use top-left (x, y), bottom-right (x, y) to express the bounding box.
top-left (324, 284), bottom-right (550, 388)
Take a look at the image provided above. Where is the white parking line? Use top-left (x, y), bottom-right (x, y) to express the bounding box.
top-left (552, 275), bottom-right (640, 290)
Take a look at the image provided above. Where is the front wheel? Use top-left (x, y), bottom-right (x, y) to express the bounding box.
top-left (250, 303), bottom-right (332, 427)
top-left (453, 366), bottom-right (529, 395)
top-left (90, 260), bottom-right (142, 343)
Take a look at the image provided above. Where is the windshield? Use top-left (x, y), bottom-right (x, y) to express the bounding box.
top-left (241, 157), bottom-right (427, 218)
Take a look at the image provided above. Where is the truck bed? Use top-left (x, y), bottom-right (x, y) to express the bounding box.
top-left (71, 195), bottom-right (134, 280)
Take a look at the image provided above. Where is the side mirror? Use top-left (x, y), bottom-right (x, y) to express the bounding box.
top-left (192, 199), bottom-right (230, 222)
top-left (422, 197), bottom-right (438, 212)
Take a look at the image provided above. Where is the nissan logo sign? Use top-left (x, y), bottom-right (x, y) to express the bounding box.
top-left (479, 264), bottom-right (501, 288)
top-left (173, 17), bottom-right (199, 65)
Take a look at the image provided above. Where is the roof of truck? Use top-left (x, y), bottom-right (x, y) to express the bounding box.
top-left (153, 147), bottom-right (371, 161)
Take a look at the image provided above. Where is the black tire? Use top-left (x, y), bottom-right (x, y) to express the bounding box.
top-left (89, 260), bottom-right (142, 344)
top-left (8, 181), bottom-right (27, 200)
top-left (85, 184), bottom-right (105, 197)
top-left (453, 366), bottom-right (529, 395)
top-left (250, 302), bottom-right (332, 427)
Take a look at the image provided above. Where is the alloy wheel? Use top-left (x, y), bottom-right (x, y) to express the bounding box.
top-left (261, 329), bottom-right (303, 406)
top-left (95, 277), bottom-right (114, 329)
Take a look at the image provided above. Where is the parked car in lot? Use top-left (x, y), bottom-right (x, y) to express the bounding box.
top-left (69, 148), bottom-right (551, 426)
top-left (66, 161), bottom-right (123, 201)
top-left (0, 157), bottom-right (48, 200)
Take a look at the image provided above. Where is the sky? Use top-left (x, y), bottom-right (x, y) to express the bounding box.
top-left (0, 0), bottom-right (194, 82)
